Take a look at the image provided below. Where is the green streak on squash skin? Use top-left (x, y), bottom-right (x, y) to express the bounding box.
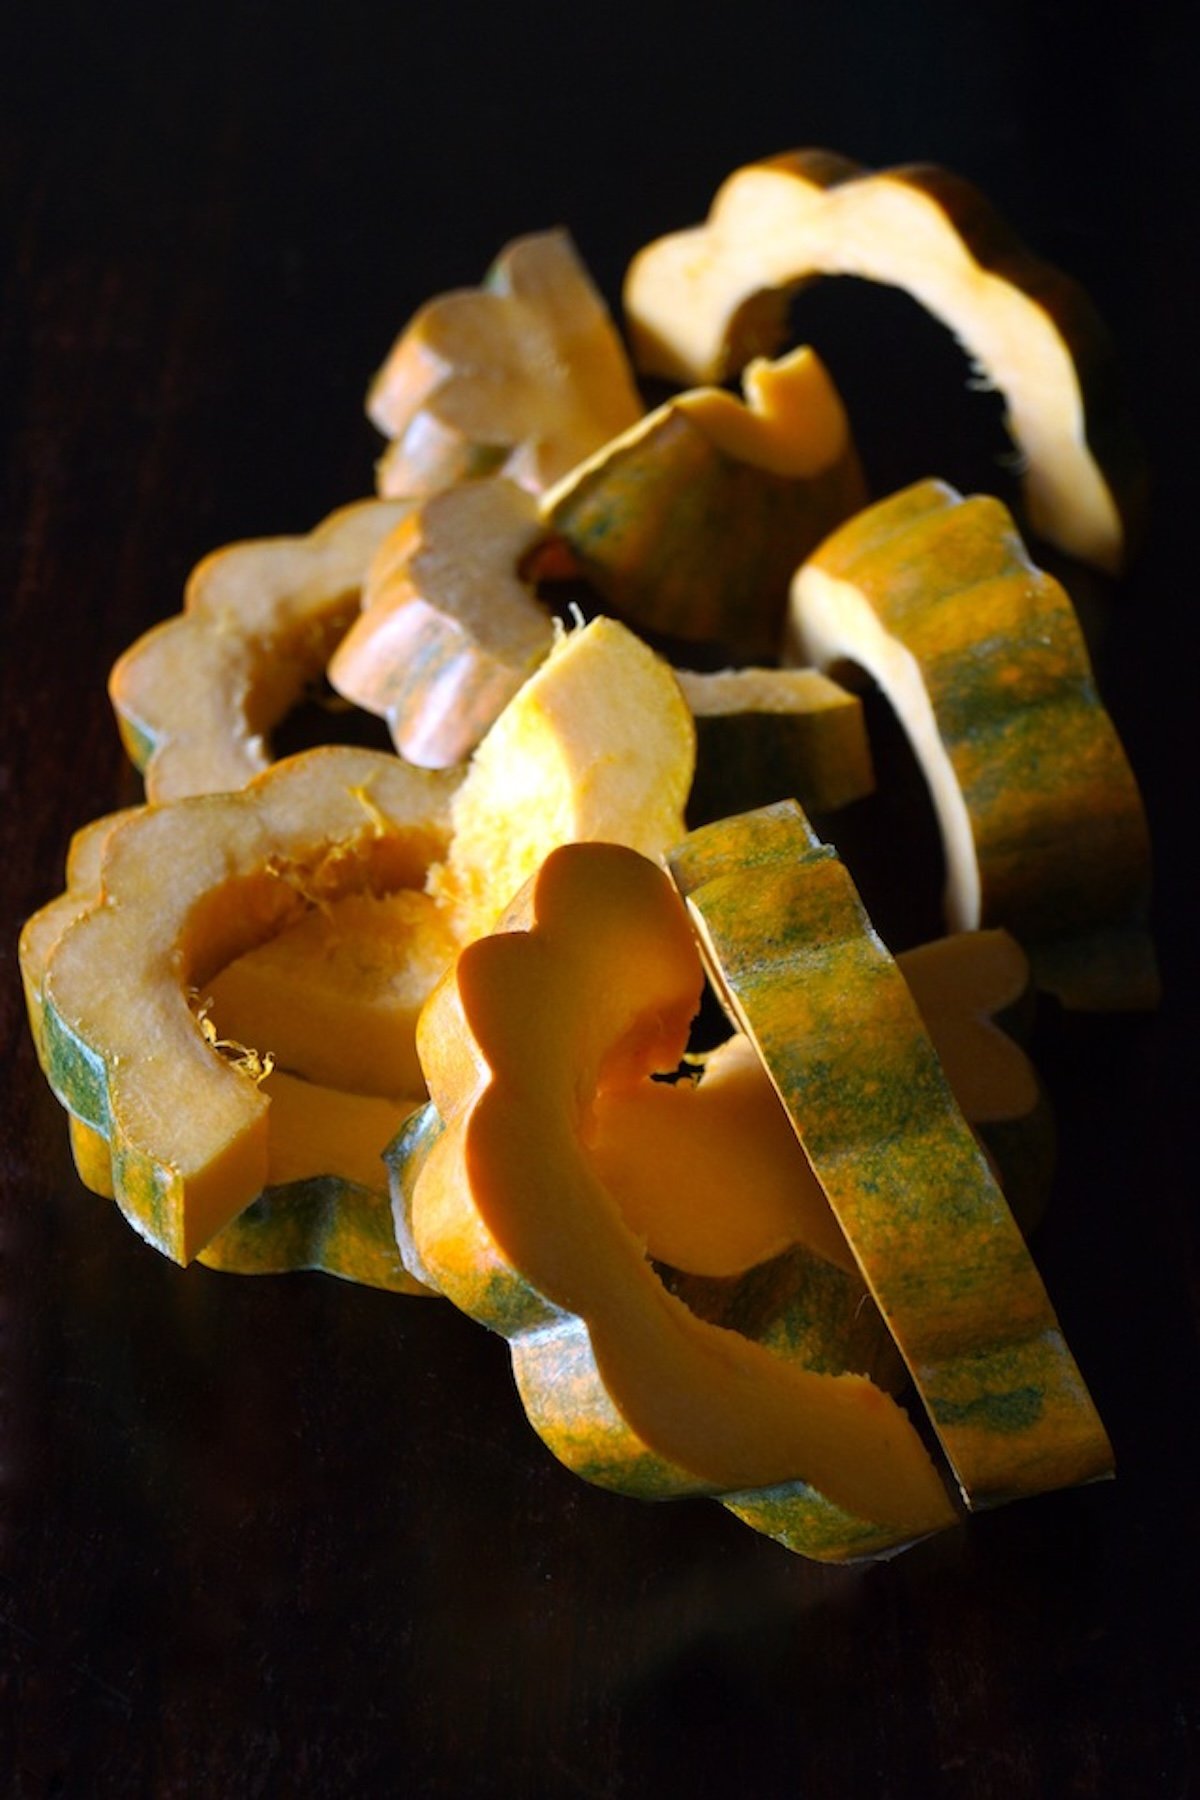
top-left (512, 1313), bottom-right (718, 1501)
top-left (789, 480), bottom-right (1156, 1010)
top-left (509, 1306), bottom-right (908, 1562)
top-left (43, 1012), bottom-right (111, 1138)
top-left (680, 669), bottom-right (874, 829)
top-left (109, 1136), bottom-right (186, 1264)
top-left (723, 1478), bottom-right (929, 1564)
top-left (545, 406), bottom-right (863, 663)
top-left (386, 1099), bottom-right (446, 1289)
top-left (68, 1114), bottom-right (429, 1293)
top-left (668, 801), bottom-right (1114, 1511)
top-left (409, 843), bottom-right (958, 1562)
top-left (197, 1176), bottom-right (428, 1293)
top-left (660, 1244), bottom-right (904, 1391)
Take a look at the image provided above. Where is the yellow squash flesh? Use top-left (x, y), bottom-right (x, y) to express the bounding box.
top-left (427, 615), bottom-right (695, 946)
top-left (38, 747), bottom-right (457, 1263)
top-left (206, 887), bottom-right (457, 1099)
top-left (109, 500), bottom-right (414, 801)
top-left (625, 150), bottom-right (1145, 572)
top-left (370, 230), bottom-right (644, 498)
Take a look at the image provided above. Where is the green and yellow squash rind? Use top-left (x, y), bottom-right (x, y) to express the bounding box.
top-left (678, 665), bottom-right (874, 826)
top-left (788, 479), bottom-right (1156, 1011)
top-left (541, 346), bottom-right (865, 663)
top-left (668, 801), bottom-right (1113, 1510)
top-left (408, 839), bottom-right (958, 1561)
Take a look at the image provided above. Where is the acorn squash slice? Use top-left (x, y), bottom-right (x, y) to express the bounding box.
top-left (408, 839), bottom-right (958, 1561)
top-left (109, 499), bottom-right (414, 801)
top-left (22, 795), bottom-right (438, 1289)
top-left (328, 479), bottom-right (556, 768)
top-left (391, 925), bottom-right (1047, 1294)
top-left (541, 345), bottom-right (865, 663)
top-left (369, 229), bottom-right (643, 498)
top-left (787, 479), bottom-right (1156, 1010)
top-left (668, 801), bottom-right (1114, 1510)
top-left (38, 746), bottom-right (458, 1264)
top-left (678, 665), bottom-right (873, 826)
top-left (67, 1079), bottom-right (429, 1294)
top-left (624, 149), bottom-right (1146, 573)
top-left (426, 614), bottom-right (695, 945)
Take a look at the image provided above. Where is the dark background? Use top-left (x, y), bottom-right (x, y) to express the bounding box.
top-left (3, 2), bottom-right (1197, 1795)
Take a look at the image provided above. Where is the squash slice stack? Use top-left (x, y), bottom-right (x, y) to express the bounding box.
top-left (404, 840), bottom-right (959, 1562)
top-left (19, 146), bottom-right (1152, 1564)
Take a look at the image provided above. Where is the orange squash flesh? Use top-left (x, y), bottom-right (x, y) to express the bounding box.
top-left (587, 1034), bottom-right (853, 1279)
top-left (69, 1078), bottom-right (430, 1294)
top-left (206, 887), bottom-right (457, 1099)
top-left (409, 840), bottom-right (957, 1560)
top-left (195, 1074), bottom-right (429, 1292)
top-left (669, 802), bottom-right (1114, 1510)
top-left (788, 479), bottom-right (1156, 1010)
top-left (624, 150), bottom-right (1145, 573)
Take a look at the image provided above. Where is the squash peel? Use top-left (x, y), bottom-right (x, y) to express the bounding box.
top-left (669, 801), bottom-right (1114, 1509)
top-left (541, 345), bottom-right (865, 662)
top-left (788, 479), bottom-right (1156, 1009)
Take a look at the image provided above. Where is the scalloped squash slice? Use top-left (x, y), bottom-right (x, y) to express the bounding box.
top-left (407, 840), bottom-right (958, 1562)
top-left (625, 150), bottom-right (1146, 572)
top-left (38, 747), bottom-right (457, 1263)
top-left (328, 479), bottom-right (555, 768)
top-left (110, 499), bottom-right (414, 801)
top-left (669, 801), bottom-right (1114, 1510)
top-left (370, 229), bottom-right (644, 498)
top-left (787, 479), bottom-right (1156, 1010)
